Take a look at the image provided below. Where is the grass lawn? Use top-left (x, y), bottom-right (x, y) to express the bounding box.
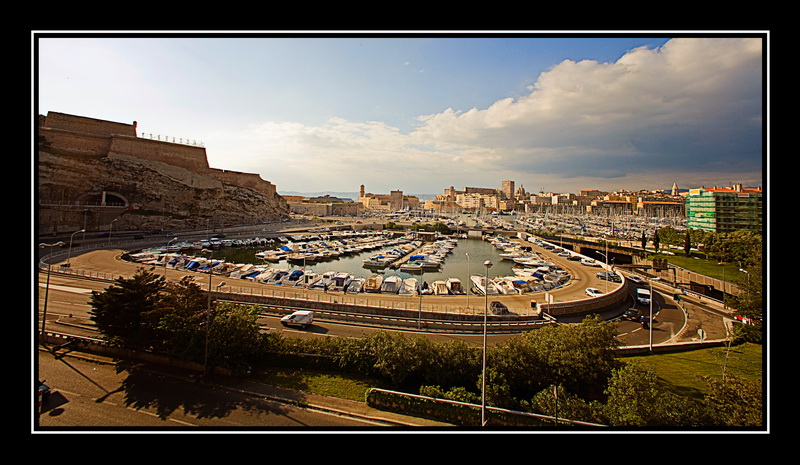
top-left (626, 342), bottom-right (763, 400)
top-left (254, 368), bottom-right (380, 401)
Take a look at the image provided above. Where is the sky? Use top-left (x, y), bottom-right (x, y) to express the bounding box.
top-left (34, 32), bottom-right (766, 197)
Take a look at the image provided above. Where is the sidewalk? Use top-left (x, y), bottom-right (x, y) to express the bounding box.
top-left (39, 346), bottom-right (454, 428)
top-left (212, 374), bottom-right (454, 427)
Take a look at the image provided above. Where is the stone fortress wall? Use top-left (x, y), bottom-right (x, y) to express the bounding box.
top-left (38, 112), bottom-right (276, 198)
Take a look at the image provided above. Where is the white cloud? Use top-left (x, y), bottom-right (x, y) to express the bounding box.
top-left (219, 38), bottom-right (763, 193)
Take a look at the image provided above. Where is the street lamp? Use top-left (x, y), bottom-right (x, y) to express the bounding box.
top-left (38, 241), bottom-right (65, 339)
top-left (203, 278), bottom-right (226, 378)
top-left (66, 229), bottom-right (85, 268)
top-left (108, 218), bottom-right (118, 246)
top-left (418, 269), bottom-right (424, 329)
top-left (465, 252), bottom-right (470, 311)
top-left (481, 259), bottom-right (492, 426)
top-left (164, 237), bottom-right (178, 278)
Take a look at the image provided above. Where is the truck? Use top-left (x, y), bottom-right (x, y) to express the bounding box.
top-left (280, 310), bottom-right (314, 329)
top-left (636, 288), bottom-right (651, 306)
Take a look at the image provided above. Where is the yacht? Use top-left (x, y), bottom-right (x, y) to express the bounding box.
top-left (399, 277), bottom-right (419, 295)
top-left (380, 275), bottom-right (403, 294)
top-left (431, 280), bottom-right (449, 295)
top-left (364, 274), bottom-right (384, 293)
top-left (470, 275), bottom-right (499, 295)
top-left (445, 278), bottom-right (466, 295)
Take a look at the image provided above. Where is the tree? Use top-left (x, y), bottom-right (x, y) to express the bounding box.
top-left (157, 276), bottom-right (211, 359)
top-left (490, 315), bottom-right (621, 401)
top-left (89, 267), bottom-right (166, 349)
top-left (205, 302), bottom-right (264, 374)
top-left (604, 362), bottom-right (705, 426)
top-left (684, 228), bottom-right (692, 256)
top-left (701, 375), bottom-right (762, 427)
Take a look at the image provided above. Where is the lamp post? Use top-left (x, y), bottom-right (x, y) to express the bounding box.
top-left (418, 269), bottom-right (424, 329)
top-left (66, 229), bottom-right (85, 268)
top-left (465, 252), bottom-right (470, 311)
top-left (38, 241), bottom-right (65, 339)
top-left (203, 271), bottom-right (226, 379)
top-left (164, 237), bottom-right (178, 278)
top-left (107, 218), bottom-right (118, 246)
top-left (649, 279), bottom-right (654, 352)
top-left (481, 259), bottom-right (492, 426)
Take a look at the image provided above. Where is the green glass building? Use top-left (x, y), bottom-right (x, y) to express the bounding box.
top-left (685, 184), bottom-right (763, 233)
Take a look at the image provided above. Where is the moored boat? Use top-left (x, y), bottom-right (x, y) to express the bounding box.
top-left (470, 275), bottom-right (499, 295)
top-left (380, 275), bottom-right (403, 294)
top-left (445, 278), bottom-right (466, 295)
top-left (364, 274), bottom-right (384, 293)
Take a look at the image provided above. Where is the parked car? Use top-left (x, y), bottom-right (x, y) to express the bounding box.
top-left (581, 258), bottom-right (600, 267)
top-left (490, 301), bottom-right (509, 315)
top-left (596, 271), bottom-right (621, 282)
top-left (585, 287), bottom-right (604, 297)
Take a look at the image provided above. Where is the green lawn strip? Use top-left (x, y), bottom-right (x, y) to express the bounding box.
top-left (627, 343), bottom-right (763, 400)
top-left (255, 368), bottom-right (379, 401)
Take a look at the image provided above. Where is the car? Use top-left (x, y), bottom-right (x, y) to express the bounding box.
top-left (585, 287), bottom-right (604, 298)
top-left (490, 301), bottom-right (509, 315)
top-left (622, 308), bottom-right (641, 321)
top-left (567, 254), bottom-right (582, 261)
top-left (280, 310), bottom-right (314, 329)
top-left (581, 258), bottom-right (600, 267)
top-left (596, 271), bottom-right (621, 282)
top-left (626, 275), bottom-right (645, 285)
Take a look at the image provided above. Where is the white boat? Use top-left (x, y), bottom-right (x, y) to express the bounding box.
top-left (345, 277), bottom-right (365, 294)
top-left (399, 261), bottom-right (423, 272)
top-left (493, 277), bottom-right (520, 294)
top-left (298, 272), bottom-right (320, 288)
top-left (364, 274), bottom-right (384, 293)
top-left (329, 272), bottom-right (352, 292)
top-left (445, 278), bottom-right (466, 295)
top-left (268, 269), bottom-right (291, 285)
top-left (431, 280), bottom-right (449, 295)
top-left (399, 277), bottom-right (419, 295)
top-left (380, 275), bottom-right (403, 294)
top-left (471, 275), bottom-right (499, 295)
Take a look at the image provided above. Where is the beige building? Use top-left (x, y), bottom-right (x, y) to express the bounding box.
top-left (358, 186), bottom-right (419, 211)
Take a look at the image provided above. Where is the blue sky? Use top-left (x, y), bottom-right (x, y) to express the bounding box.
top-left (35, 33), bottom-right (766, 196)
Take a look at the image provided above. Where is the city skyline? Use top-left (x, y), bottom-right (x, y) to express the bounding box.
top-left (35, 32), bottom-right (766, 195)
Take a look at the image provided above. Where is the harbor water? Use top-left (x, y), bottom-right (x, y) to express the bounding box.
top-left (213, 236), bottom-right (521, 286)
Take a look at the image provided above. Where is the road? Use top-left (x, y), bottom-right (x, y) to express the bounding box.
top-left (35, 348), bottom-right (393, 429)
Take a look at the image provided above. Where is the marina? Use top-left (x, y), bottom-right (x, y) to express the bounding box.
top-left (128, 229), bottom-right (576, 297)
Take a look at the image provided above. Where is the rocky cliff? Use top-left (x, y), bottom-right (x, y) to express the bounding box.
top-left (37, 112), bottom-right (289, 235)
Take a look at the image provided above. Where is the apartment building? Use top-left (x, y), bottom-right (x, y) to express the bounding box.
top-left (685, 184), bottom-right (763, 233)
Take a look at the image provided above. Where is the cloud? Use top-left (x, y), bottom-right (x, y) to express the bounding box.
top-left (223, 38), bottom-right (763, 193)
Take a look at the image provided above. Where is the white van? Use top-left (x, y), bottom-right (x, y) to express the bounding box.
top-left (281, 310), bottom-right (314, 329)
top-left (636, 288), bottom-right (651, 305)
